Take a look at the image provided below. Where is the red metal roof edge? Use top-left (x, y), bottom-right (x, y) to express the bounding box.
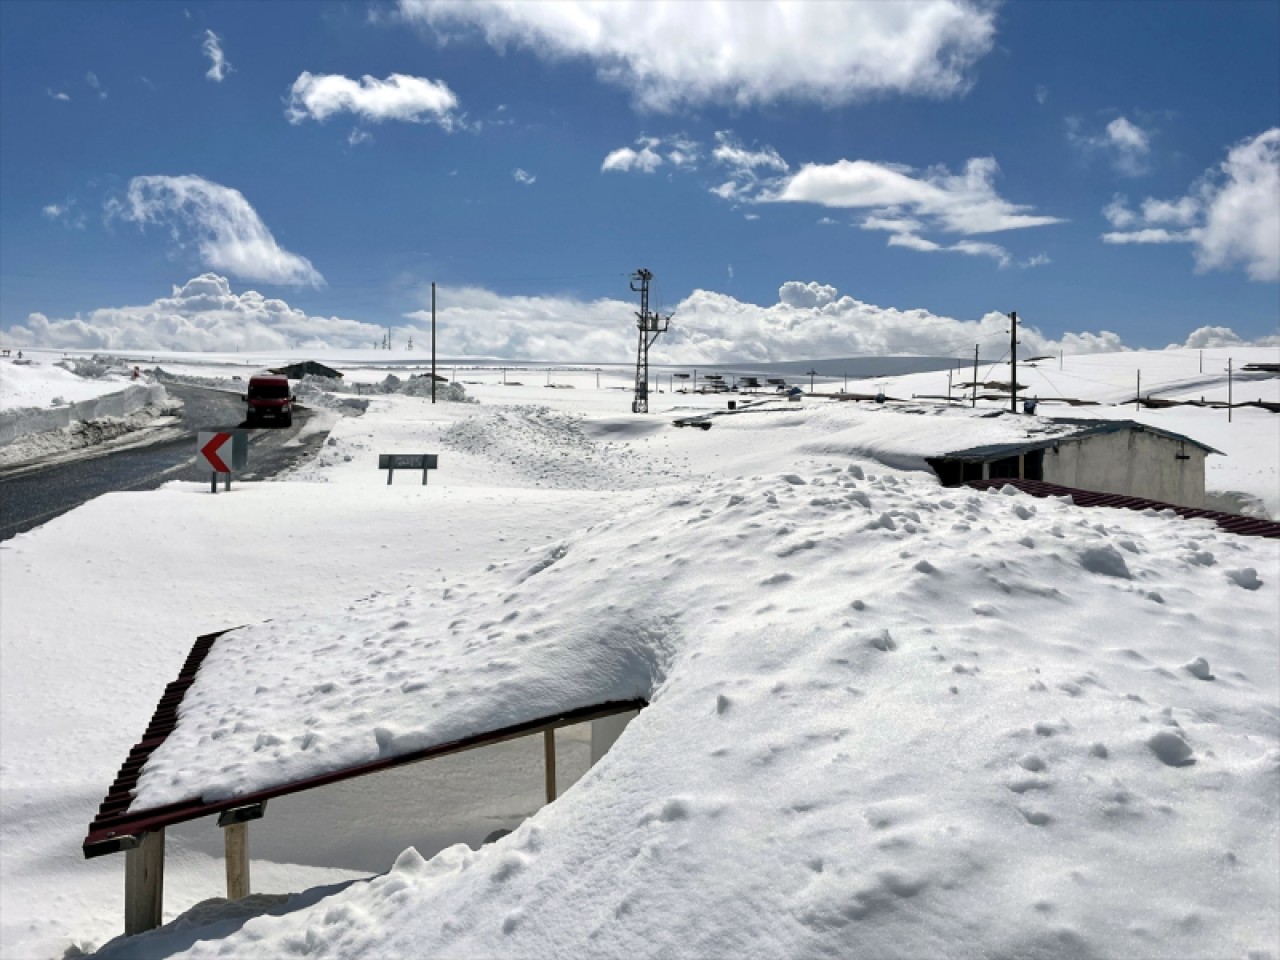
top-left (965, 478), bottom-right (1280, 539)
top-left (84, 626), bottom-right (647, 858)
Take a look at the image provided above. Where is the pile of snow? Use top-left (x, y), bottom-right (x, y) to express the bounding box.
top-left (117, 459), bottom-right (1278, 959)
top-left (0, 356), bottom-right (130, 412)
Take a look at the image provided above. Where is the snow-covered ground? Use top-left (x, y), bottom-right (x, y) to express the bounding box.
top-left (0, 356), bottom-right (133, 412)
top-left (0, 346), bottom-right (1276, 960)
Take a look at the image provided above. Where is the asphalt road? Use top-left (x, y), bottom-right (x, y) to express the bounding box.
top-left (0, 383), bottom-right (328, 541)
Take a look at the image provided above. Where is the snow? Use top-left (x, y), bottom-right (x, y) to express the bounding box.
top-left (0, 345), bottom-right (1276, 960)
top-left (0, 356), bottom-right (132, 412)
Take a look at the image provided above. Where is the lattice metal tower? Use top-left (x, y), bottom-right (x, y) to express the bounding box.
top-left (630, 268), bottom-right (671, 413)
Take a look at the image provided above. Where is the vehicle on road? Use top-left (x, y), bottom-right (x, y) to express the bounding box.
top-left (243, 374), bottom-right (294, 428)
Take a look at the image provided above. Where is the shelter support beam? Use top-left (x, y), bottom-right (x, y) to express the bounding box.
top-left (124, 829), bottom-right (165, 936)
top-left (223, 822), bottom-right (249, 900)
top-left (544, 729), bottom-right (557, 804)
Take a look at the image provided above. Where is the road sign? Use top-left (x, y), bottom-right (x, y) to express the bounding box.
top-left (379, 453), bottom-right (438, 485)
top-left (198, 431), bottom-right (248, 492)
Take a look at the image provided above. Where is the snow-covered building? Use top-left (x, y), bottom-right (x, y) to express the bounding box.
top-left (927, 418), bottom-right (1219, 508)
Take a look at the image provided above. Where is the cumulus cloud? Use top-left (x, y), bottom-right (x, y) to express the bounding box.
top-left (110, 175), bottom-right (324, 287)
top-left (47, 88), bottom-right (70, 102)
top-left (1170, 325), bottom-right (1280, 350)
top-left (1067, 115), bottom-right (1152, 176)
top-left (513, 168), bottom-right (536, 185)
top-left (401, 280), bottom-right (1133, 363)
top-left (1101, 128), bottom-right (1280, 281)
top-left (17, 275), bottom-right (1271, 360)
top-left (285, 72), bottom-right (459, 128)
top-left (202, 30), bottom-right (232, 82)
top-left (398, 0), bottom-right (996, 111)
top-left (4, 275), bottom-right (379, 352)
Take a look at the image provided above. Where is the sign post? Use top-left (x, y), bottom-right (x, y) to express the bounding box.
top-left (198, 431), bottom-right (248, 493)
top-left (379, 453), bottom-right (438, 485)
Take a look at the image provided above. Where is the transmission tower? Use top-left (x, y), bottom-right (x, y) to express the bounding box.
top-left (630, 268), bottom-right (671, 413)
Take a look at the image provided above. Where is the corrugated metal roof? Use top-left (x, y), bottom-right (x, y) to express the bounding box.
top-left (84, 627), bottom-right (646, 859)
top-left (966, 478), bottom-right (1279, 539)
top-left (942, 417), bottom-right (1222, 462)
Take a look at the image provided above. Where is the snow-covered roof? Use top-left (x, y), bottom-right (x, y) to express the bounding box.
top-left (941, 416), bottom-right (1224, 461)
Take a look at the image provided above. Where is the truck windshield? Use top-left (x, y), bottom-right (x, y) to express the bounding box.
top-left (248, 381), bottom-right (289, 399)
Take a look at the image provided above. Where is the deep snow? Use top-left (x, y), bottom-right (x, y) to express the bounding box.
top-left (0, 346), bottom-right (1275, 960)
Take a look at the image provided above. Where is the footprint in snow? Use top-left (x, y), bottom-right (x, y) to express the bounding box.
top-left (1225, 567), bottom-right (1262, 591)
top-left (1183, 657), bottom-right (1214, 681)
top-left (1147, 730), bottom-right (1195, 767)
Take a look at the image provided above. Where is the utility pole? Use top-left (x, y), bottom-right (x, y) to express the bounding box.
top-left (1136, 371), bottom-right (1141, 411)
top-left (808, 369), bottom-right (817, 394)
top-left (1228, 357), bottom-right (1233, 423)
top-left (947, 366), bottom-right (953, 402)
top-left (431, 282), bottom-right (436, 404)
top-left (1009, 310), bottom-right (1019, 413)
top-left (407, 336), bottom-right (413, 351)
top-left (972, 344), bottom-right (979, 408)
top-left (629, 269), bottom-right (670, 413)
top-left (1199, 350), bottom-right (1203, 374)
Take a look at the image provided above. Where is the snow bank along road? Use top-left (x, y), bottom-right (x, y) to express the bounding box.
top-left (0, 383), bottom-right (326, 541)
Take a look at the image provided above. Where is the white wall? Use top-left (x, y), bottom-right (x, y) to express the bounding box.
top-left (1042, 429), bottom-right (1207, 508)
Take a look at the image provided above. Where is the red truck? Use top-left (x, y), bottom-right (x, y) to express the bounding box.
top-left (243, 374), bottom-right (295, 428)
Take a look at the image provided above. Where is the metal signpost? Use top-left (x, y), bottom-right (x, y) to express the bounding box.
top-left (379, 454), bottom-right (439, 485)
top-left (197, 431), bottom-right (248, 493)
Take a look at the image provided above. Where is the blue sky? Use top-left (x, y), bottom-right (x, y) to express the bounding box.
top-left (1, 0), bottom-right (1277, 361)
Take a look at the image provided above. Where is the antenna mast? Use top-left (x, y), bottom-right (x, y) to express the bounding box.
top-left (630, 268), bottom-right (671, 413)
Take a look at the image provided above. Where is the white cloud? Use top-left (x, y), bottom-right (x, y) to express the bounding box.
top-left (398, 0), bottom-right (996, 111)
top-left (202, 29), bottom-right (232, 82)
top-left (17, 275), bottom-right (1271, 360)
top-left (1103, 194), bottom-right (1137, 229)
top-left (111, 175), bottom-right (324, 287)
top-left (1067, 115), bottom-right (1152, 176)
top-left (707, 131), bottom-right (790, 201)
top-left (1172, 325), bottom-right (1280, 349)
top-left (743, 213), bottom-right (760, 221)
top-left (772, 155), bottom-right (1061, 234)
top-left (1100, 128), bottom-right (1280, 281)
top-left (398, 280), bottom-right (1132, 363)
top-left (513, 168), bottom-right (536, 185)
top-left (47, 88), bottom-right (70, 102)
top-left (85, 71), bottom-right (106, 99)
top-left (602, 141), bottom-right (663, 174)
top-left (42, 199), bottom-right (86, 230)
top-left (4, 274), bottom-right (378, 352)
top-left (712, 131), bottom-right (788, 175)
top-left (285, 72), bottom-right (459, 128)
top-left (602, 135), bottom-right (700, 173)
top-left (348, 128), bottom-right (372, 146)
top-left (1035, 84), bottom-right (1048, 105)
top-left (1022, 253), bottom-right (1051, 268)
top-left (1195, 128), bottom-right (1280, 281)
top-left (817, 217), bottom-right (838, 226)
top-left (1101, 227), bottom-right (1193, 245)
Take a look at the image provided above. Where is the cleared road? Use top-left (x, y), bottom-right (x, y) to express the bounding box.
top-left (0, 384), bottom-right (329, 541)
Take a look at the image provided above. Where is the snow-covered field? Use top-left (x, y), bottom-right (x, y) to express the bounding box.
top-left (0, 346), bottom-right (1276, 959)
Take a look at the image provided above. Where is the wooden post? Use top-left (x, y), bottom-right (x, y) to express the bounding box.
top-left (543, 729), bottom-right (556, 803)
top-left (1018, 453), bottom-right (1025, 479)
top-left (1228, 358), bottom-right (1233, 423)
top-left (224, 822), bottom-right (250, 900)
top-left (124, 830), bottom-right (165, 936)
top-left (971, 344), bottom-right (979, 408)
top-left (1136, 371), bottom-right (1141, 410)
top-left (431, 282), bottom-right (436, 404)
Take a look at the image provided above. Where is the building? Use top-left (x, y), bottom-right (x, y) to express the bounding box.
top-left (269, 360), bottom-right (344, 380)
top-left (927, 418), bottom-right (1219, 509)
